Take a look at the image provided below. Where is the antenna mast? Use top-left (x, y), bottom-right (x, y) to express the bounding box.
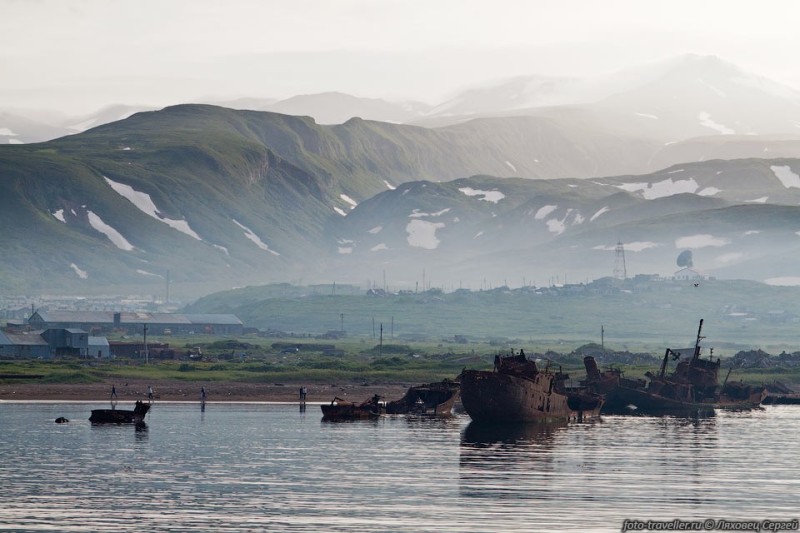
top-left (613, 241), bottom-right (627, 280)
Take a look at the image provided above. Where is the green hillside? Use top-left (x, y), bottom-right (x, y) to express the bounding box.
top-left (185, 278), bottom-right (800, 356)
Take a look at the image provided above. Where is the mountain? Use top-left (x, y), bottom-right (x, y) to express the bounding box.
top-left (261, 92), bottom-right (431, 125)
top-left (0, 111), bottom-right (74, 144)
top-left (421, 55), bottom-right (800, 137)
top-left (593, 54), bottom-right (800, 141)
top-left (330, 158), bottom-right (800, 288)
top-left (0, 105), bottom-right (155, 144)
top-left (4, 102), bottom-right (800, 299)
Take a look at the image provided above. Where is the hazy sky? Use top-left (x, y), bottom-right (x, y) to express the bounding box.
top-left (2, 0), bottom-right (800, 115)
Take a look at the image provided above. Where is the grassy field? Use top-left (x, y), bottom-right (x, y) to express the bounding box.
top-left (185, 279), bottom-right (800, 357)
top-left (1, 332), bottom-right (797, 388)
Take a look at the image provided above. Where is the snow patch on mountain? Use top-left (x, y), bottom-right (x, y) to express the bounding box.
top-left (700, 80), bottom-right (727, 97)
top-left (337, 239), bottom-right (354, 254)
top-left (698, 112), bottom-right (735, 134)
top-left (546, 218), bottom-right (566, 235)
top-left (459, 187), bottom-right (505, 203)
top-left (52, 209), bottom-right (66, 223)
top-left (136, 269), bottom-right (162, 277)
top-left (409, 208), bottom-right (450, 218)
top-left (590, 206), bottom-right (610, 221)
top-left (213, 244), bottom-right (229, 255)
top-left (0, 127), bottom-right (19, 136)
top-left (383, 180), bottom-right (396, 190)
top-left (87, 210), bottom-right (135, 251)
top-left (675, 234), bottom-right (730, 248)
top-left (746, 197), bottom-right (768, 203)
top-left (698, 187), bottom-right (721, 196)
top-left (770, 165), bottom-right (800, 189)
top-left (70, 263), bottom-right (88, 279)
top-left (104, 176), bottom-right (201, 240)
top-left (535, 205), bottom-right (557, 220)
top-left (618, 178), bottom-right (699, 199)
top-left (368, 226), bottom-right (383, 234)
top-left (334, 207), bottom-right (347, 216)
top-left (233, 220), bottom-right (280, 256)
top-left (505, 161), bottom-right (517, 172)
top-left (406, 219), bottom-right (445, 249)
top-left (340, 194), bottom-right (358, 209)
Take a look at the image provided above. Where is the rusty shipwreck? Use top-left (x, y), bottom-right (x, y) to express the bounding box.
top-left (321, 395), bottom-right (384, 420)
top-left (583, 319), bottom-right (766, 415)
top-left (385, 379), bottom-right (460, 415)
top-left (89, 400), bottom-right (151, 425)
top-left (460, 350), bottom-right (604, 423)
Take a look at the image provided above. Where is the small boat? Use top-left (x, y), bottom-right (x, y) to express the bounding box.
top-left (584, 319), bottom-right (766, 415)
top-left (321, 395), bottom-right (384, 420)
top-left (89, 400), bottom-right (151, 425)
top-left (460, 350), bottom-right (604, 423)
top-left (385, 379), bottom-right (460, 415)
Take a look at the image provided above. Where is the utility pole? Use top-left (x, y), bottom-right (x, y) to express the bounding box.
top-left (379, 323), bottom-right (383, 357)
top-left (601, 325), bottom-right (604, 351)
top-left (340, 313), bottom-right (344, 333)
top-left (143, 323), bottom-right (149, 364)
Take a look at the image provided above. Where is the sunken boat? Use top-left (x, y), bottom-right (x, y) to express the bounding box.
top-left (89, 400), bottom-right (151, 425)
top-left (385, 379), bottom-right (461, 415)
top-left (321, 395), bottom-right (384, 420)
top-left (460, 350), bottom-right (604, 423)
top-left (584, 319), bottom-right (766, 415)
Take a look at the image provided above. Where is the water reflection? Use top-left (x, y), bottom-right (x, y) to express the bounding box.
top-left (459, 421), bottom-right (568, 500)
top-left (1, 403), bottom-right (796, 533)
top-left (402, 413), bottom-right (462, 431)
top-left (462, 420), bottom-right (568, 447)
top-left (134, 423), bottom-right (149, 442)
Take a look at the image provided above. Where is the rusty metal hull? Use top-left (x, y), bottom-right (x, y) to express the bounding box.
top-left (603, 381), bottom-right (766, 415)
top-left (89, 401), bottom-right (150, 424)
top-left (385, 380), bottom-right (461, 415)
top-left (460, 369), bottom-right (602, 423)
top-left (320, 397), bottom-right (383, 420)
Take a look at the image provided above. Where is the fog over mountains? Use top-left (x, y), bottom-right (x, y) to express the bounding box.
top-left (2, 54), bottom-right (800, 299)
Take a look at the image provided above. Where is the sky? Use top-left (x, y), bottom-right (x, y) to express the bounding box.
top-left (2, 0), bottom-right (800, 115)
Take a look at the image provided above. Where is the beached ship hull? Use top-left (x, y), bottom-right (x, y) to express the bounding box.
top-left (585, 320), bottom-right (766, 415)
top-left (89, 401), bottom-right (150, 424)
top-left (385, 380), bottom-right (460, 415)
top-left (603, 384), bottom-right (765, 415)
top-left (321, 396), bottom-right (383, 420)
top-left (460, 369), bottom-right (603, 423)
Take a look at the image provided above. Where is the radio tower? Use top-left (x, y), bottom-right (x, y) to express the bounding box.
top-left (613, 241), bottom-right (627, 280)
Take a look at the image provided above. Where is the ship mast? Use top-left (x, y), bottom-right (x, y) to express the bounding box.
top-left (692, 319), bottom-right (705, 362)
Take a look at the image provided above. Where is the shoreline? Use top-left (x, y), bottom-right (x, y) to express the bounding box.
top-left (0, 380), bottom-right (410, 403)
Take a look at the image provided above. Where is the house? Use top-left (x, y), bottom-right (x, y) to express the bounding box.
top-left (28, 310), bottom-right (244, 336)
top-left (0, 329), bottom-right (51, 358)
top-left (0, 328), bottom-right (110, 358)
top-left (673, 267), bottom-right (706, 281)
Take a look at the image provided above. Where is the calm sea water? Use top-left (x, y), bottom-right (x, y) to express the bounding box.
top-left (0, 401), bottom-right (797, 532)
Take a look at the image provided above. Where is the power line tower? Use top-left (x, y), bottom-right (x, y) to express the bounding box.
top-left (613, 241), bottom-right (627, 281)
